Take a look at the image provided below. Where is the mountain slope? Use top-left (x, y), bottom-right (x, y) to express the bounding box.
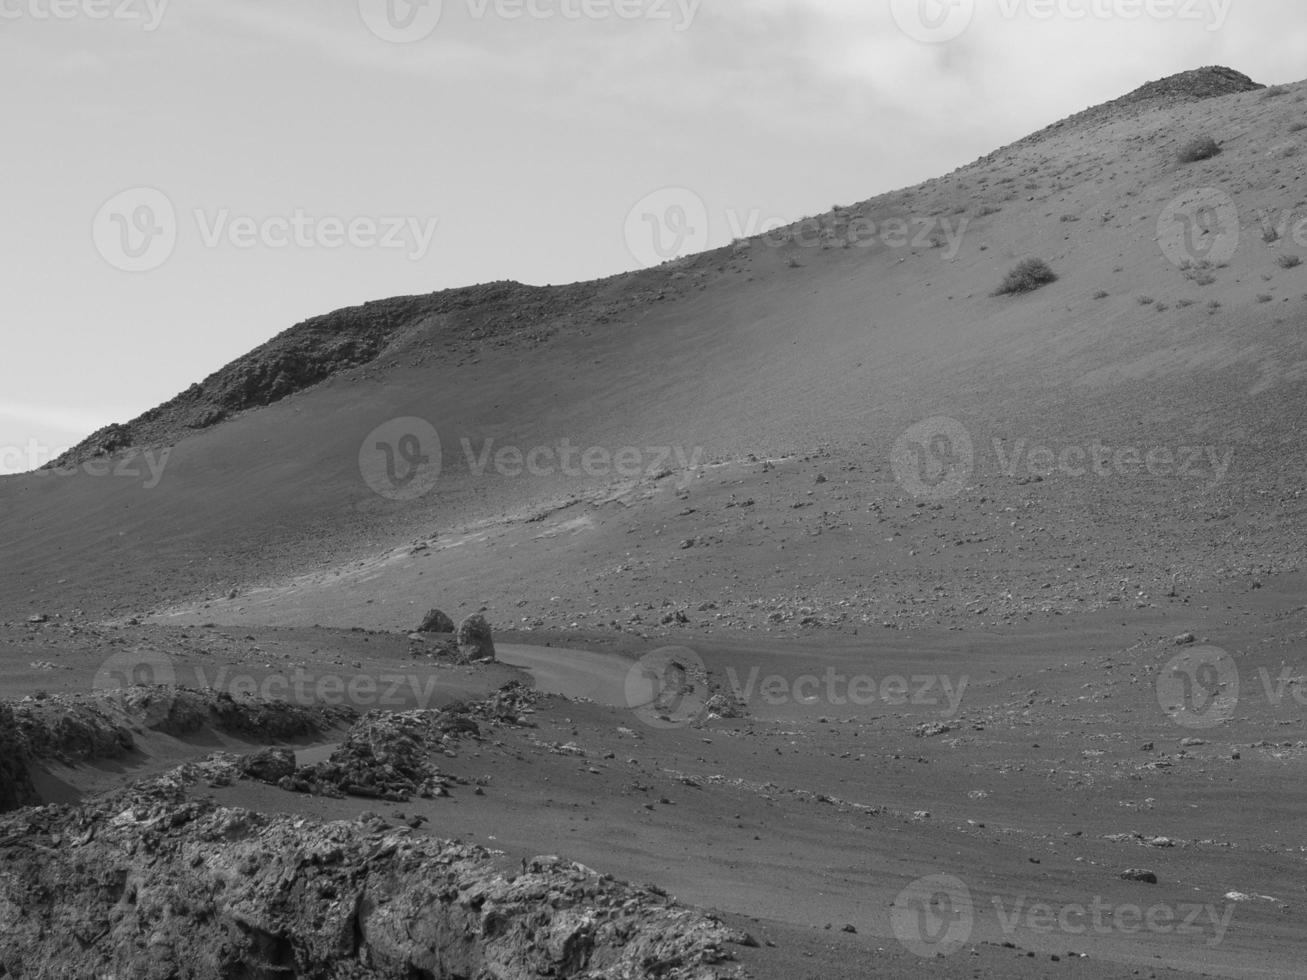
top-left (3, 67), bottom-right (1306, 629)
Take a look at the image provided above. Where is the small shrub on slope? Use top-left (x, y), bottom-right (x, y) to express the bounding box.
top-left (1178, 136), bottom-right (1221, 163)
top-left (994, 258), bottom-right (1058, 296)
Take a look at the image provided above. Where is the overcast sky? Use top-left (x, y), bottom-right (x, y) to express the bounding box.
top-left (1, 0), bottom-right (1303, 472)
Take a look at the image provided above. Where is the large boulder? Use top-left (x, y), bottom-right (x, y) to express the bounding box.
top-left (417, 608), bottom-right (456, 634)
top-left (457, 614), bottom-right (496, 661)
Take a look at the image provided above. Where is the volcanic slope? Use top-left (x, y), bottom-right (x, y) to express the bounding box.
top-left (5, 68), bottom-right (1304, 632)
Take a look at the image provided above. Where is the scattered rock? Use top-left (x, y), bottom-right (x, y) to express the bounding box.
top-left (1120, 868), bottom-right (1159, 883)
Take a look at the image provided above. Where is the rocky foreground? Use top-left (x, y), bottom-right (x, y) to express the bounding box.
top-left (0, 684), bottom-right (752, 979)
top-left (0, 788), bottom-right (749, 978)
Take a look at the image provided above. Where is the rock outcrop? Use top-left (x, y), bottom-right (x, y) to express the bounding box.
top-left (0, 704), bottom-right (37, 812)
top-left (0, 784), bottom-right (749, 978)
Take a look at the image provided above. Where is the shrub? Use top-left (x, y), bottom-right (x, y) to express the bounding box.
top-left (1262, 85), bottom-right (1291, 100)
top-left (1138, 296), bottom-right (1156, 305)
top-left (1178, 136), bottom-right (1221, 163)
top-left (1257, 294), bottom-right (1274, 303)
top-left (1093, 290), bottom-right (1110, 299)
top-left (1278, 254), bottom-right (1302, 269)
top-left (994, 258), bottom-right (1058, 296)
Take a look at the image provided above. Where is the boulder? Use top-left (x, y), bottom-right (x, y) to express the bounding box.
top-left (417, 609), bottom-right (456, 634)
top-left (457, 614), bottom-right (496, 661)
top-left (239, 747), bottom-right (297, 785)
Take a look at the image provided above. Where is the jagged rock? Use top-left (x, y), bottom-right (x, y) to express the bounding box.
top-left (0, 704), bottom-right (37, 812)
top-left (11, 687), bottom-right (354, 767)
top-left (238, 746), bottom-right (297, 784)
top-left (0, 786), bottom-right (749, 979)
top-left (417, 608), bottom-right (456, 634)
top-left (457, 614), bottom-right (496, 661)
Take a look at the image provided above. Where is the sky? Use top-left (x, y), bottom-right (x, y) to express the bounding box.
top-left (1, 0), bottom-right (1303, 473)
